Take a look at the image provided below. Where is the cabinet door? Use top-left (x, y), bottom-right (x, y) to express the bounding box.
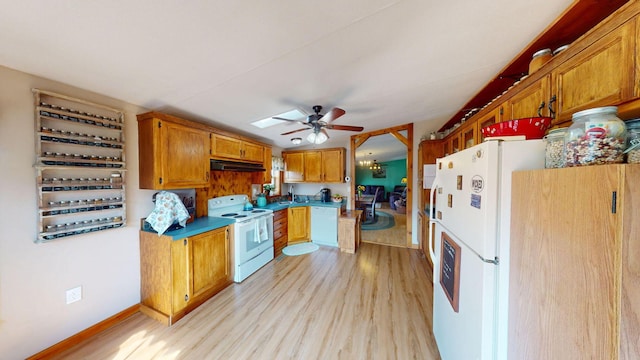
top-left (476, 107), bottom-right (501, 142)
top-left (553, 21), bottom-right (635, 123)
top-left (242, 142), bottom-right (264, 163)
top-left (171, 238), bottom-right (190, 313)
top-left (160, 120), bottom-right (210, 189)
top-left (322, 149), bottom-right (344, 183)
top-left (252, 146), bottom-right (272, 184)
top-left (211, 133), bottom-right (242, 160)
top-left (507, 74), bottom-right (551, 120)
top-left (283, 152), bottom-right (304, 182)
top-left (509, 167), bottom-right (619, 359)
top-left (288, 206), bottom-right (309, 243)
top-left (304, 152), bottom-right (322, 182)
top-left (460, 122), bottom-right (477, 150)
top-left (450, 133), bottom-right (460, 153)
top-left (190, 227), bottom-right (230, 300)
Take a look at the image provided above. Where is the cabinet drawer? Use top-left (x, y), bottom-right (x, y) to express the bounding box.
top-left (273, 209), bottom-right (287, 221)
top-left (274, 227), bottom-right (288, 240)
top-left (273, 217), bottom-right (287, 231)
top-left (274, 235), bottom-right (288, 248)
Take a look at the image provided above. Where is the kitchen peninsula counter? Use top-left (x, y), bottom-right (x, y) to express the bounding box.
top-left (141, 216), bottom-right (234, 240)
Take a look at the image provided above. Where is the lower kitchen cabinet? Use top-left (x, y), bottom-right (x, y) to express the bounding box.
top-left (509, 165), bottom-right (640, 359)
top-left (140, 226), bottom-right (231, 325)
top-left (338, 210), bottom-right (362, 254)
top-left (288, 206), bottom-right (310, 243)
top-left (273, 208), bottom-right (288, 257)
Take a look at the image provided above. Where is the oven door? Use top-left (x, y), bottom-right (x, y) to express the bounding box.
top-left (235, 214), bottom-right (273, 265)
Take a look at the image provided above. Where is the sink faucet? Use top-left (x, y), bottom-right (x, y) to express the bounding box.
top-left (289, 185), bottom-right (294, 202)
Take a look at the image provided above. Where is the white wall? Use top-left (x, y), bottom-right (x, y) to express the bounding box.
top-left (0, 65), bottom-right (156, 359)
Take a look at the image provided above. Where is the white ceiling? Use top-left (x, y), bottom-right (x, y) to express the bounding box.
top-left (0, 0), bottom-right (573, 154)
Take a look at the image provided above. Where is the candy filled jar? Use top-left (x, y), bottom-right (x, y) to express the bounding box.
top-left (564, 106), bottom-right (626, 166)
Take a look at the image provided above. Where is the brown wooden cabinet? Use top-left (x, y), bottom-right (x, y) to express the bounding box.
top-left (552, 19), bottom-right (636, 124)
top-left (273, 208), bottom-right (288, 257)
top-left (509, 165), bottom-right (640, 359)
top-left (287, 206), bottom-right (310, 243)
top-left (283, 148), bottom-right (345, 183)
top-left (476, 106), bottom-right (502, 142)
top-left (460, 121), bottom-right (478, 150)
top-left (283, 151), bottom-right (304, 183)
top-left (137, 112), bottom-right (211, 189)
top-left (506, 74), bottom-right (552, 120)
top-left (252, 146), bottom-right (272, 185)
top-left (140, 226), bottom-right (231, 325)
top-left (210, 133), bottom-right (264, 163)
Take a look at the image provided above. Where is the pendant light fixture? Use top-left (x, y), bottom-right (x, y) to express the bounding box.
top-left (369, 160), bottom-right (381, 170)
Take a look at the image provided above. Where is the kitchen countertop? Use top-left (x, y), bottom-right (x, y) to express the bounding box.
top-left (259, 200), bottom-right (345, 211)
top-left (141, 216), bottom-right (235, 240)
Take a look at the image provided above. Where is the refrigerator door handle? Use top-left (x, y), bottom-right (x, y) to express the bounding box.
top-left (428, 180), bottom-right (438, 264)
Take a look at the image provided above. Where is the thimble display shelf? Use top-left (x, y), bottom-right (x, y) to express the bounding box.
top-left (33, 89), bottom-right (126, 242)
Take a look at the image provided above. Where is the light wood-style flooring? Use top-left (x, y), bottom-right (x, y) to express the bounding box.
top-left (361, 204), bottom-right (407, 248)
top-left (51, 243), bottom-right (440, 359)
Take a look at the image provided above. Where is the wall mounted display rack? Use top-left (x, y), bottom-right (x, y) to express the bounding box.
top-left (33, 89), bottom-right (126, 242)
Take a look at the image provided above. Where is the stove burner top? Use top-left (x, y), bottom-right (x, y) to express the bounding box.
top-left (234, 215), bottom-right (247, 218)
top-left (221, 213), bottom-right (238, 217)
top-left (252, 210), bottom-right (266, 213)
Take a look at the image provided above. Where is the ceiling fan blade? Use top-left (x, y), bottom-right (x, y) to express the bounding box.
top-left (325, 124), bottom-right (364, 132)
top-left (321, 107), bottom-right (346, 123)
top-left (280, 128), bottom-right (309, 135)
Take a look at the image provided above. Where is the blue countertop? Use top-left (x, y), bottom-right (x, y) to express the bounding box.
top-left (141, 216), bottom-right (235, 240)
top-left (259, 200), bottom-right (345, 211)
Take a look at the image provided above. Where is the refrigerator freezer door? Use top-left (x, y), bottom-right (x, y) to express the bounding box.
top-left (434, 141), bottom-right (500, 259)
top-left (433, 222), bottom-right (497, 360)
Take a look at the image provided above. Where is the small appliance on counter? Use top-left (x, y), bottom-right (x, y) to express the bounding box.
top-left (320, 188), bottom-right (331, 202)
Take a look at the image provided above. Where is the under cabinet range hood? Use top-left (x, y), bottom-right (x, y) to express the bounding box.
top-left (210, 159), bottom-right (266, 172)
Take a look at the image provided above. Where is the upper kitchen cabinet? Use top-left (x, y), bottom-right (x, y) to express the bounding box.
top-left (476, 106), bottom-right (502, 142)
top-left (137, 112), bottom-right (211, 189)
top-left (251, 146), bottom-right (272, 185)
top-left (283, 148), bottom-right (345, 183)
top-left (210, 133), bottom-right (264, 164)
top-left (552, 19), bottom-right (637, 124)
top-left (506, 74), bottom-right (552, 120)
top-left (283, 151), bottom-right (304, 183)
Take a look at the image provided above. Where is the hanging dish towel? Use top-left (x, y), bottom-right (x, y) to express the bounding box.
top-left (145, 191), bottom-right (190, 235)
top-left (254, 217), bottom-right (269, 243)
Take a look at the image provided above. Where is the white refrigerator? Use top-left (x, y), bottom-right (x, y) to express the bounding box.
top-left (428, 139), bottom-right (544, 360)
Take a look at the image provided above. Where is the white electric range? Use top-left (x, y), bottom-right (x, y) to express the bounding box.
top-left (208, 195), bottom-right (274, 282)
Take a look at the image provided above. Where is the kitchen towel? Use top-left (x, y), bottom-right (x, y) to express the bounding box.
top-left (145, 191), bottom-right (190, 235)
top-left (255, 217), bottom-right (269, 242)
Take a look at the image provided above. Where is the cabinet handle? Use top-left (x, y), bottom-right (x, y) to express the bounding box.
top-left (184, 294), bottom-right (189, 302)
top-left (537, 101), bottom-right (545, 117)
top-left (206, 172), bottom-right (209, 181)
top-left (548, 95), bottom-right (557, 119)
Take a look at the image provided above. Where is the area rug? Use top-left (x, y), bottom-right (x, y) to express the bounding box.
top-left (361, 211), bottom-right (395, 231)
top-left (282, 242), bottom-right (319, 256)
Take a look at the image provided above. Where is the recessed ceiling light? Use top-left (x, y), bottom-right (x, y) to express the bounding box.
top-left (250, 109), bottom-right (306, 129)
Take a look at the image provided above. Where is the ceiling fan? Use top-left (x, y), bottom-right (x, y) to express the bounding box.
top-left (275, 105), bottom-right (364, 144)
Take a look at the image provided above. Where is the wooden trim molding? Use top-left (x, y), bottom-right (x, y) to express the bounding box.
top-left (351, 123), bottom-right (414, 248)
top-left (27, 305), bottom-right (140, 359)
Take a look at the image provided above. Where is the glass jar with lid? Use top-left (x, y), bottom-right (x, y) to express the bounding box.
top-left (625, 119), bottom-right (640, 163)
top-left (564, 106), bottom-right (626, 166)
top-left (544, 128), bottom-right (567, 168)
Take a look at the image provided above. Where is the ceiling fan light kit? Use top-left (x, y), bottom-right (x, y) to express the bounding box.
top-left (307, 129), bottom-right (328, 144)
top-left (276, 105), bottom-right (363, 142)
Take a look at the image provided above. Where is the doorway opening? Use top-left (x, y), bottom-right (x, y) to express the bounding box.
top-left (350, 123), bottom-right (413, 248)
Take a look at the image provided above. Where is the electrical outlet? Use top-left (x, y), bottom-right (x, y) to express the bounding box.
top-left (66, 286), bottom-right (82, 304)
